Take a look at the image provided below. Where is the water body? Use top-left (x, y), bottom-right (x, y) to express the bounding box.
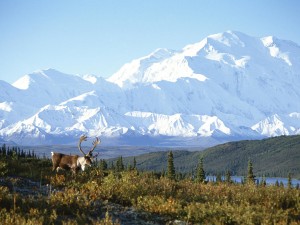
top-left (206, 176), bottom-right (300, 187)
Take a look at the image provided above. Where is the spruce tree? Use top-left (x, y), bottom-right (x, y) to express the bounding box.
top-left (225, 170), bottom-right (231, 183)
top-left (161, 169), bottom-right (165, 178)
top-left (260, 175), bottom-right (266, 187)
top-left (247, 159), bottom-right (255, 184)
top-left (116, 156), bottom-right (124, 172)
top-left (196, 156), bottom-right (205, 183)
top-left (133, 157), bottom-right (137, 170)
top-left (110, 161), bottom-right (115, 170)
top-left (216, 173), bottom-right (222, 183)
top-left (280, 181), bottom-right (284, 188)
top-left (99, 159), bottom-right (108, 171)
top-left (167, 151), bottom-right (175, 180)
top-left (1, 144), bottom-right (6, 157)
top-left (287, 173), bottom-right (292, 189)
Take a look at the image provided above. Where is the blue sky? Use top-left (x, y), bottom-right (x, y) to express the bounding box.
top-left (0, 0), bottom-right (299, 84)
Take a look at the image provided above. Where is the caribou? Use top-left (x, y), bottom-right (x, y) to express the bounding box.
top-left (51, 135), bottom-right (100, 174)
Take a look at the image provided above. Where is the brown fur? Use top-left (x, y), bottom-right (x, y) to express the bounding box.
top-left (51, 152), bottom-right (89, 174)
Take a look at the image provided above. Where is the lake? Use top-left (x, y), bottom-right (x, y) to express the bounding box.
top-left (206, 175), bottom-right (300, 187)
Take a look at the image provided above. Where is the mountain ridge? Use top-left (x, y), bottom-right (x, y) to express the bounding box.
top-left (0, 31), bottom-right (300, 146)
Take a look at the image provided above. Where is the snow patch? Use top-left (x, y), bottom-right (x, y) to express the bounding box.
top-left (82, 74), bottom-right (98, 84)
top-left (0, 102), bottom-right (12, 112)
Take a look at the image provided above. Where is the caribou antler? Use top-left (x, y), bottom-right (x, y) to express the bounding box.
top-left (78, 135), bottom-right (88, 155)
top-left (78, 135), bottom-right (101, 157)
top-left (87, 137), bottom-right (101, 156)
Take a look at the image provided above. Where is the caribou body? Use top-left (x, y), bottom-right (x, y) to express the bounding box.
top-left (51, 135), bottom-right (100, 174)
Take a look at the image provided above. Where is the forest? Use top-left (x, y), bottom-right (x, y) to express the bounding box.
top-left (116, 135), bottom-right (300, 178)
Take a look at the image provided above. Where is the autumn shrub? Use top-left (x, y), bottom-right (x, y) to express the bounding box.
top-left (1, 157), bottom-right (300, 224)
top-left (137, 195), bottom-right (182, 216)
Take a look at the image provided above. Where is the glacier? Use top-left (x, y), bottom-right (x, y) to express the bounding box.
top-left (0, 31), bottom-right (300, 146)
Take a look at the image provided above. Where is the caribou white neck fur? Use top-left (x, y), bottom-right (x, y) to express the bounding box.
top-left (77, 156), bottom-right (89, 171)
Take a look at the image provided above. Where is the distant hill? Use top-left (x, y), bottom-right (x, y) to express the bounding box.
top-left (114, 135), bottom-right (300, 178)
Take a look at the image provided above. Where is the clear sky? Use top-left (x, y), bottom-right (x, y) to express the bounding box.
top-left (0, 0), bottom-right (299, 84)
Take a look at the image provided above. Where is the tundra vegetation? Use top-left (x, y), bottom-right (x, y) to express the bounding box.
top-left (0, 144), bottom-right (300, 224)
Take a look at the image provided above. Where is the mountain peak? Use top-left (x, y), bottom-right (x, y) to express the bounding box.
top-left (12, 68), bottom-right (89, 90)
top-left (107, 48), bottom-right (177, 88)
top-left (207, 30), bottom-right (247, 47)
top-left (12, 68), bottom-right (63, 89)
top-left (2, 31), bottom-right (300, 146)
top-left (108, 31), bottom-right (263, 88)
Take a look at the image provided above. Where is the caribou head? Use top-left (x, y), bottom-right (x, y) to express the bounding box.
top-left (51, 135), bottom-right (101, 174)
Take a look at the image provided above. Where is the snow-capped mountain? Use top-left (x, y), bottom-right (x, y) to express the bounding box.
top-left (1, 31), bottom-right (300, 146)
